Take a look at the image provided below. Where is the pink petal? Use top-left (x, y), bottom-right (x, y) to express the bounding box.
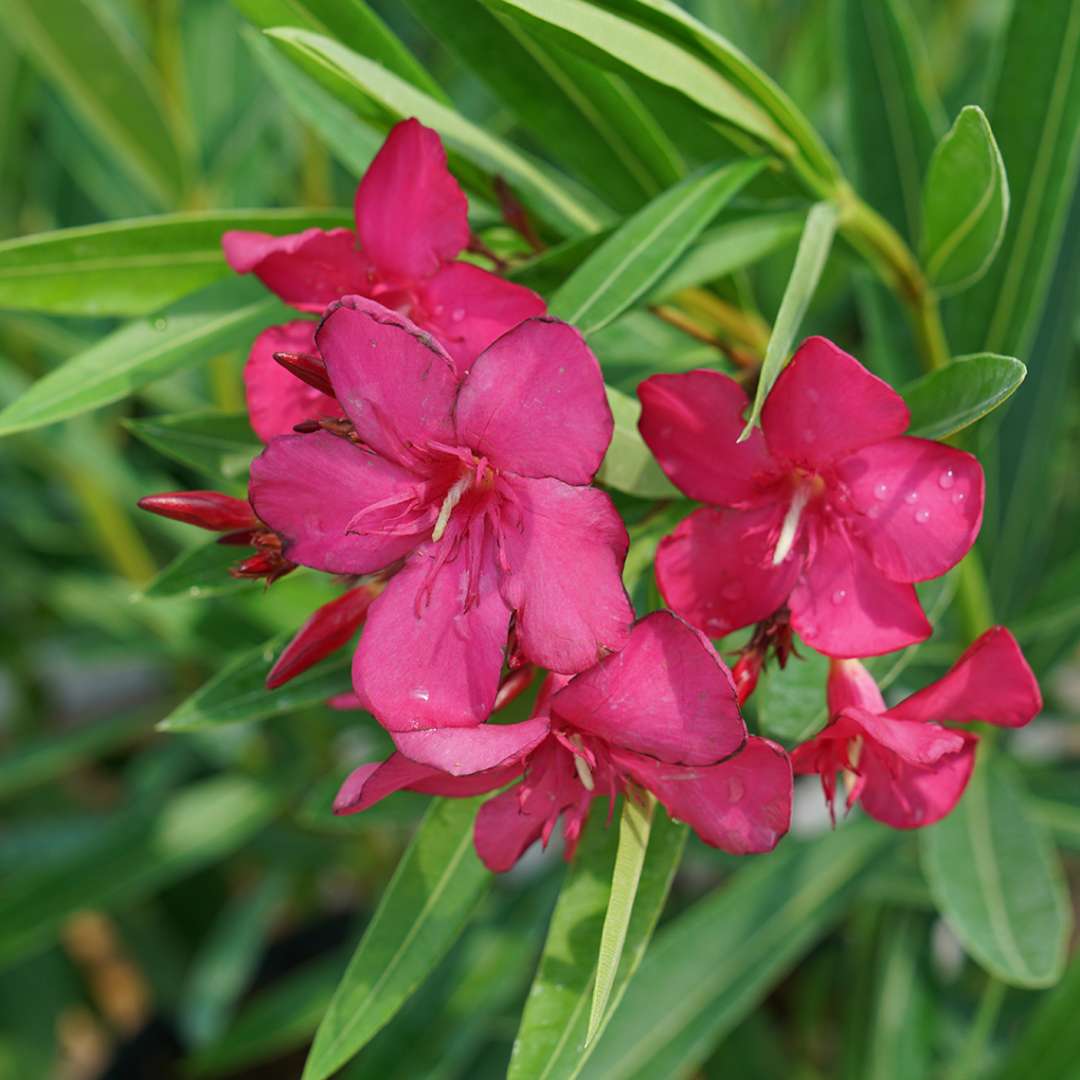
top-left (614, 736), bottom-right (792, 854)
top-left (550, 611), bottom-right (746, 766)
top-left (826, 658), bottom-right (887, 715)
top-left (455, 318), bottom-right (612, 483)
top-left (857, 738), bottom-right (977, 829)
top-left (498, 476), bottom-right (632, 674)
top-left (762, 337), bottom-right (909, 466)
top-left (333, 752), bottom-right (517, 815)
top-left (789, 528), bottom-right (930, 657)
top-left (418, 261), bottom-right (546, 375)
top-left (392, 717), bottom-right (550, 776)
top-left (354, 118), bottom-right (469, 282)
top-left (655, 504), bottom-right (802, 639)
top-left (249, 431), bottom-right (425, 575)
top-left (353, 531), bottom-right (512, 732)
top-left (473, 784), bottom-right (548, 872)
top-left (839, 437), bottom-right (984, 582)
top-left (316, 296), bottom-right (459, 466)
top-left (843, 708), bottom-right (968, 766)
top-left (887, 627), bottom-right (1042, 728)
top-left (222, 228), bottom-right (370, 312)
top-left (638, 370), bottom-right (774, 505)
top-left (244, 320), bottom-right (339, 442)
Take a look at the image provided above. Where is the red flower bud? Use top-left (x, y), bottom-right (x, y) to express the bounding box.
top-left (732, 652), bottom-right (763, 706)
top-left (494, 665), bottom-right (536, 712)
top-left (273, 350), bottom-right (336, 398)
top-left (137, 491), bottom-right (258, 532)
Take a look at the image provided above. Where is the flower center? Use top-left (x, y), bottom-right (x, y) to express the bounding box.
top-left (772, 473), bottom-right (826, 565)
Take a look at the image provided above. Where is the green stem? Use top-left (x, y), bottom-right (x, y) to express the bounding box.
top-left (945, 976), bottom-right (1006, 1080)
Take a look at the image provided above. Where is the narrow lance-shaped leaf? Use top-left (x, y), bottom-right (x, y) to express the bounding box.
top-left (901, 353), bottom-right (1026, 441)
top-left (141, 538), bottom-right (258, 601)
top-left (596, 386), bottom-right (678, 499)
top-left (0, 278), bottom-right (290, 437)
top-left (301, 798), bottom-right (492, 1080)
top-left (123, 409), bottom-right (261, 482)
top-left (740, 200), bottom-right (838, 438)
top-left (550, 158), bottom-right (766, 334)
top-left (921, 751), bottom-right (1071, 988)
top-left (921, 106), bottom-right (1010, 294)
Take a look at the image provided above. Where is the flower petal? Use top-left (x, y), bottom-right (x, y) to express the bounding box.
top-left (655, 504), bottom-right (802, 639)
top-left (638, 370), bottom-right (774, 504)
top-left (418, 261), bottom-right (546, 375)
top-left (826, 658), bottom-right (887, 715)
top-left (615, 736), bottom-right (792, 854)
top-left (762, 337), bottom-right (909, 466)
top-left (498, 476), bottom-right (632, 674)
top-left (249, 431), bottom-right (425, 575)
top-left (354, 532), bottom-right (512, 732)
top-left (354, 118), bottom-right (469, 282)
top-left (844, 708), bottom-right (968, 766)
top-left (316, 295), bottom-right (459, 466)
top-left (244, 320), bottom-right (339, 442)
top-left (392, 717), bottom-right (550, 776)
top-left (790, 529), bottom-right (930, 657)
top-left (550, 611), bottom-right (746, 766)
top-left (455, 318), bottom-right (612, 483)
top-left (857, 738), bottom-right (977, 829)
top-left (473, 785), bottom-right (548, 872)
top-left (839, 436), bottom-right (984, 582)
top-left (333, 752), bottom-right (517, 815)
top-left (887, 627), bottom-right (1042, 728)
top-left (222, 228), bottom-right (369, 312)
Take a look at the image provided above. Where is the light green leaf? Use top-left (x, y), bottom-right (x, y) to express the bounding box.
top-left (578, 823), bottom-right (892, 1079)
top-left (265, 28), bottom-right (611, 237)
top-left (922, 107), bottom-right (1009, 293)
top-left (596, 385), bottom-right (678, 499)
top-left (740, 200), bottom-right (839, 437)
top-left (5, 0), bottom-right (188, 206)
top-left (587, 793), bottom-right (654, 1046)
top-left (757, 646), bottom-right (830, 744)
top-left (921, 752), bottom-right (1071, 988)
top-left (509, 807), bottom-right (686, 1080)
top-left (0, 278), bottom-right (289, 437)
top-left (141, 538), bottom-right (257, 601)
top-left (0, 209), bottom-right (349, 316)
top-left (302, 798), bottom-right (492, 1080)
top-left (123, 408), bottom-right (261, 482)
top-left (550, 158), bottom-right (766, 334)
top-left (901, 353), bottom-right (1026, 441)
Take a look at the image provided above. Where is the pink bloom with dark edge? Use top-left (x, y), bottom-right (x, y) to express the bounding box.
top-left (249, 296), bottom-right (634, 733)
top-left (638, 337), bottom-right (985, 657)
top-left (333, 612), bottom-right (793, 872)
top-left (223, 119), bottom-right (545, 441)
top-left (791, 627), bottom-right (1041, 828)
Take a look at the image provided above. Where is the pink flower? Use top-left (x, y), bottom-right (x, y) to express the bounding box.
top-left (638, 338), bottom-right (985, 657)
top-left (249, 296), bottom-right (634, 732)
top-left (333, 612), bottom-right (793, 871)
top-left (792, 627), bottom-right (1041, 828)
top-left (223, 119), bottom-right (545, 441)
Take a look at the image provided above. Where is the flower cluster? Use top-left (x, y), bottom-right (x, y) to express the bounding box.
top-left (139, 120), bottom-right (1041, 872)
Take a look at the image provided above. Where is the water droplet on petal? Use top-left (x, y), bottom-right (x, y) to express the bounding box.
top-left (915, 508), bottom-right (931, 524)
top-left (904, 490), bottom-right (919, 505)
top-left (952, 491), bottom-right (966, 505)
top-left (938, 469), bottom-right (955, 489)
top-left (832, 589), bottom-right (847, 605)
top-left (451, 307), bottom-right (465, 323)
top-left (722, 582), bottom-right (744, 601)
top-left (726, 777), bottom-right (744, 803)
top-left (873, 482), bottom-right (889, 501)
top-left (411, 688), bottom-right (430, 702)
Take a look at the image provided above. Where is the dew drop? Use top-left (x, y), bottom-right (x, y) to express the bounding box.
top-left (938, 468), bottom-right (955, 490)
top-left (451, 307), bottom-right (465, 323)
top-left (904, 490), bottom-right (919, 505)
top-left (831, 589), bottom-right (847, 605)
top-left (153, 317), bottom-right (168, 331)
top-left (867, 505), bottom-right (881, 519)
top-left (873, 482), bottom-right (889, 501)
top-left (952, 491), bottom-right (966, 505)
top-left (721, 582), bottom-right (744, 601)
top-left (915, 508), bottom-right (931, 524)
top-left (411, 688), bottom-right (431, 702)
top-left (726, 776), bottom-right (744, 804)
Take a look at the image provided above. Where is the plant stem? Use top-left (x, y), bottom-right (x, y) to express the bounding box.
top-left (945, 976), bottom-right (1006, 1080)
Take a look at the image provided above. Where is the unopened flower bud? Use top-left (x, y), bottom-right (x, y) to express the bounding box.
top-left (137, 491), bottom-right (258, 532)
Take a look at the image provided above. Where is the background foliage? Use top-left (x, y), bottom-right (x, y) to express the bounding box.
top-left (1, 1), bottom-right (1078, 1077)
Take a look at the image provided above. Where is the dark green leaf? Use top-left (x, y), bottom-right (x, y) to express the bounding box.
top-left (596, 385), bottom-right (678, 499)
top-left (123, 408), bottom-right (260, 482)
top-left (141, 537), bottom-right (258, 601)
top-left (757, 647), bottom-right (829, 744)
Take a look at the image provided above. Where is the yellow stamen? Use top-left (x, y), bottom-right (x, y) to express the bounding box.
top-left (431, 474), bottom-right (472, 542)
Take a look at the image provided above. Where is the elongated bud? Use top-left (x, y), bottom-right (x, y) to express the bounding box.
top-left (266, 584), bottom-right (381, 689)
top-left (273, 351), bottom-right (335, 398)
top-left (732, 652), bottom-right (763, 706)
top-left (137, 491), bottom-right (257, 532)
top-left (494, 665), bottom-right (536, 712)
top-left (231, 550), bottom-right (295, 584)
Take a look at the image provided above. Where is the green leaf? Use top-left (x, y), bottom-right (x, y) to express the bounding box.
top-left (509, 808), bottom-right (687, 1080)
top-left (265, 28), bottom-right (611, 237)
top-left (160, 631), bottom-right (350, 731)
top-left (578, 823), bottom-right (892, 1079)
top-left (596, 385), bottom-right (678, 499)
top-left (550, 159), bottom-right (766, 334)
top-left (123, 408), bottom-right (261, 482)
top-left (0, 775), bottom-right (280, 967)
top-left (508, 231), bottom-right (611, 296)
top-left (740, 201), bottom-right (839, 437)
top-left (922, 107), bottom-right (1009, 293)
top-left (0, 209), bottom-right (349, 316)
top-left (836, 0), bottom-right (945, 242)
top-left (302, 798), bottom-right (492, 1080)
top-left (921, 752), bottom-right (1071, 988)
top-left (587, 793), bottom-right (654, 1046)
top-left (757, 646), bottom-right (829, 744)
top-left (141, 538), bottom-right (257, 601)
top-left (901, 353), bottom-right (1026, 440)
top-left (5, 0), bottom-right (188, 206)
top-left (0, 278), bottom-right (289, 437)
top-left (232, 0), bottom-right (447, 101)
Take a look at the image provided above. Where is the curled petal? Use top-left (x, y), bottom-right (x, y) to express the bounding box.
top-left (392, 717), bottom-right (549, 776)
top-left (826, 658), bottom-right (887, 716)
top-left (843, 708), bottom-right (968, 766)
top-left (762, 337), bottom-right (909, 466)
